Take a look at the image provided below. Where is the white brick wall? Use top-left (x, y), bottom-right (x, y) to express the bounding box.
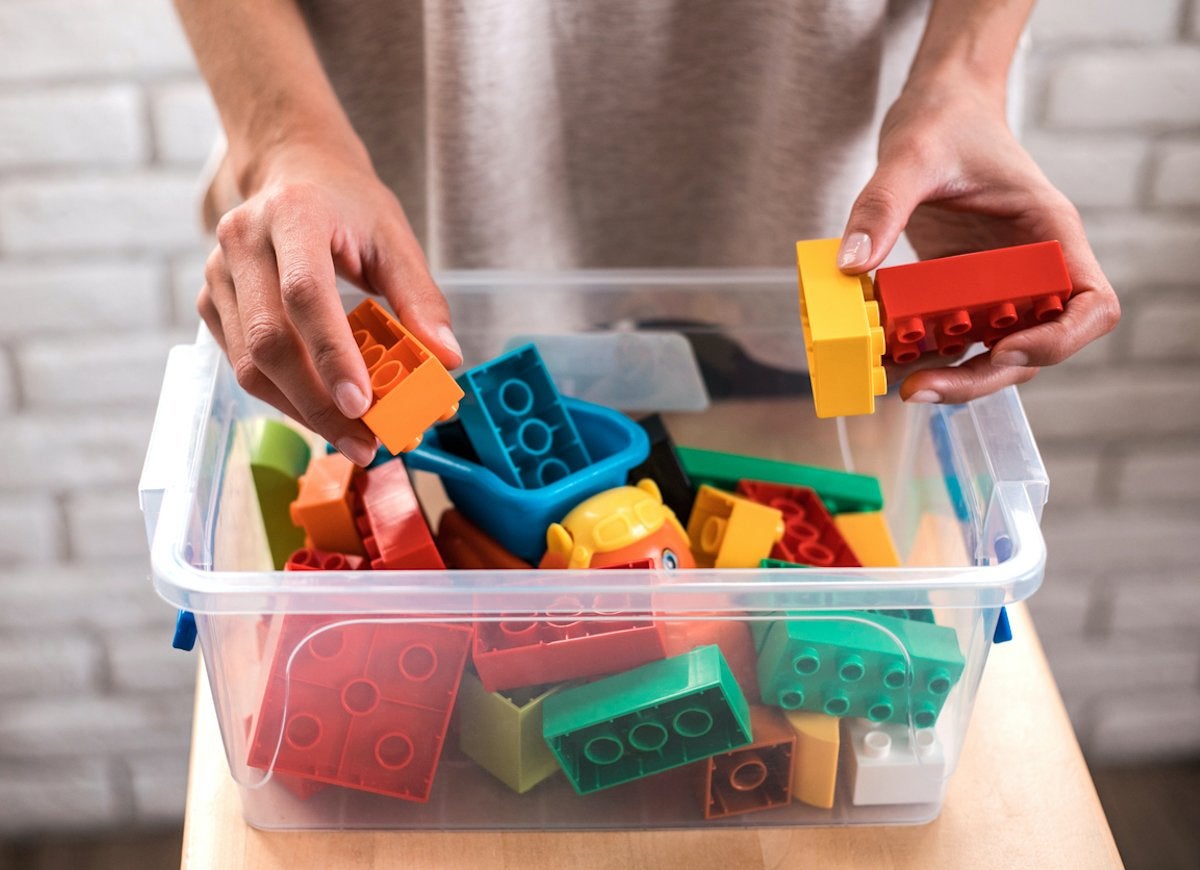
top-left (0, 0), bottom-right (1195, 840)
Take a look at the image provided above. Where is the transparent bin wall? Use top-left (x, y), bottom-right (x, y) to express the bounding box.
top-left (141, 271), bottom-right (1048, 831)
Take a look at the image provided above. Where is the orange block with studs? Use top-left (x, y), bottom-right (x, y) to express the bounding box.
top-left (290, 453), bottom-right (365, 556)
top-left (347, 299), bottom-right (464, 453)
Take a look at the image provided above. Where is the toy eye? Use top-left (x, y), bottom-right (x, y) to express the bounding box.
top-left (662, 549), bottom-right (679, 570)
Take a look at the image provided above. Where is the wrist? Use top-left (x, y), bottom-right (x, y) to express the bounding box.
top-left (231, 120), bottom-right (372, 197)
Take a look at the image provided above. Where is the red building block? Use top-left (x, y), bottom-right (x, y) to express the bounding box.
top-left (353, 461), bottom-right (445, 571)
top-left (247, 616), bottom-right (472, 802)
top-left (662, 618), bottom-right (761, 701)
top-left (348, 299), bottom-right (464, 454)
top-left (472, 571), bottom-right (665, 692)
top-left (290, 453), bottom-right (365, 556)
top-left (285, 548), bottom-right (367, 572)
top-left (736, 480), bottom-right (860, 568)
top-left (873, 241), bottom-right (1073, 363)
top-left (436, 509), bottom-right (531, 570)
top-left (700, 706), bottom-right (795, 819)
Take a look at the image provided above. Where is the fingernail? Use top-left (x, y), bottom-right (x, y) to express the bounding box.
top-left (838, 232), bottom-right (872, 270)
top-left (991, 350), bottom-right (1029, 368)
top-left (437, 325), bottom-right (463, 362)
top-left (336, 436), bottom-right (377, 467)
top-left (907, 389), bottom-right (942, 404)
top-left (333, 381), bottom-right (371, 418)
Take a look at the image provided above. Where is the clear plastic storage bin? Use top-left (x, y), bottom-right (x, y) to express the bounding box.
top-left (139, 271), bottom-right (1048, 831)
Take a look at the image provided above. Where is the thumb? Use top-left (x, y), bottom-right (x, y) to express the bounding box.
top-left (838, 161), bottom-right (929, 274)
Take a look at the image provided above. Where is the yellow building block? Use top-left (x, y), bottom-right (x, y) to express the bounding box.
top-left (795, 238), bottom-right (887, 418)
top-left (456, 670), bottom-right (561, 794)
top-left (783, 710), bottom-right (840, 809)
top-left (833, 511), bottom-right (901, 567)
top-left (687, 485), bottom-right (784, 568)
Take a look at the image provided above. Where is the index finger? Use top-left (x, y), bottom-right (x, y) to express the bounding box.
top-left (271, 215), bottom-right (373, 419)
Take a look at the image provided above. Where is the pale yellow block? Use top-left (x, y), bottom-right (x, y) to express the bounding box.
top-left (834, 511), bottom-right (901, 567)
top-left (796, 238), bottom-right (887, 419)
top-left (784, 710), bottom-right (841, 809)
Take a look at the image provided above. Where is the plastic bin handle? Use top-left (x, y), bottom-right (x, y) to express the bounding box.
top-left (969, 387), bottom-right (1050, 521)
top-left (138, 341), bottom-right (222, 549)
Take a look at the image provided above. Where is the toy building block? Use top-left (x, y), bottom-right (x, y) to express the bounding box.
top-left (626, 414), bottom-right (697, 524)
top-left (676, 446), bottom-right (883, 514)
top-left (795, 238), bottom-right (887, 417)
top-left (472, 586), bottom-right (667, 692)
top-left (542, 645), bottom-right (753, 795)
top-left (353, 460), bottom-right (444, 570)
top-left (172, 610), bottom-right (198, 651)
top-left (700, 706), bottom-right (795, 819)
top-left (435, 509), bottom-right (531, 570)
top-left (348, 298), bottom-right (464, 453)
top-left (832, 511), bottom-right (900, 567)
top-left (844, 718), bottom-right (947, 806)
top-left (454, 343), bottom-right (591, 489)
top-left (247, 615), bottom-right (473, 801)
top-left (687, 485), bottom-right (785, 569)
top-left (290, 453), bottom-right (365, 556)
top-left (783, 710), bottom-right (840, 809)
top-left (756, 611), bottom-right (965, 728)
top-left (456, 670), bottom-right (561, 794)
top-left (662, 618), bottom-right (761, 700)
top-left (247, 418), bottom-right (311, 570)
top-left (540, 480), bottom-right (694, 570)
top-left (873, 240), bottom-right (1072, 363)
top-left (737, 480), bottom-right (860, 568)
top-left (284, 547), bottom-right (366, 572)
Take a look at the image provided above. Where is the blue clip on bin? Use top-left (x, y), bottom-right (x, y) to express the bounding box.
top-left (404, 396), bottom-right (649, 562)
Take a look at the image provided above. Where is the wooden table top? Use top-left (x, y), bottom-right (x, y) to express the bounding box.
top-left (180, 603), bottom-right (1123, 869)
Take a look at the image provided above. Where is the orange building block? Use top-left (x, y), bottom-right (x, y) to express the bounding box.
top-left (289, 453), bottom-right (365, 556)
top-left (833, 511), bottom-right (901, 567)
top-left (348, 299), bottom-right (464, 454)
top-left (436, 510), bottom-right (531, 570)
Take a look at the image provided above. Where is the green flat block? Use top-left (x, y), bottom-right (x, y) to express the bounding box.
top-left (542, 645), bottom-right (752, 795)
top-left (247, 418), bottom-right (311, 570)
top-left (757, 612), bottom-right (964, 728)
top-left (457, 671), bottom-right (562, 794)
top-left (759, 558), bottom-right (810, 569)
top-left (676, 446), bottom-right (882, 514)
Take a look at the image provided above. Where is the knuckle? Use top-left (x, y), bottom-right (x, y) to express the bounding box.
top-left (243, 317), bottom-right (291, 369)
top-left (215, 208), bottom-right (252, 248)
top-left (1099, 296), bottom-right (1122, 333)
top-left (309, 338), bottom-right (347, 376)
top-left (855, 184), bottom-right (903, 221)
top-left (303, 402), bottom-right (344, 435)
top-left (278, 267), bottom-right (323, 311)
top-left (233, 356), bottom-right (269, 396)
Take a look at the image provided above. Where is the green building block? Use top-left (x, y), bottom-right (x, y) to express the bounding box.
top-left (756, 612), bottom-right (964, 728)
top-left (542, 645), bottom-right (752, 795)
top-left (676, 446), bottom-right (883, 514)
top-left (457, 670), bottom-right (562, 794)
top-left (246, 418), bottom-right (311, 570)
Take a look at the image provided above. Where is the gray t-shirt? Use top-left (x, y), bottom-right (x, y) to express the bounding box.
top-left (298, 0), bottom-right (927, 270)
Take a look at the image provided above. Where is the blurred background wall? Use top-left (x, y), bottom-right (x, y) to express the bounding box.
top-left (0, 0), bottom-right (1197, 839)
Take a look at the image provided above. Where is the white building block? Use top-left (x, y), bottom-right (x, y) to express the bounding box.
top-left (845, 719), bottom-right (948, 806)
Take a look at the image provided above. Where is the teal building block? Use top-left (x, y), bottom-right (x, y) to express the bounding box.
top-left (675, 446), bottom-right (882, 514)
top-left (756, 612), bottom-right (964, 728)
top-left (542, 645), bottom-right (753, 795)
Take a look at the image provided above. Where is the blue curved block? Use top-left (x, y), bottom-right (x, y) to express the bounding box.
top-left (172, 610), bottom-right (197, 651)
top-left (454, 344), bottom-right (591, 489)
top-left (405, 397), bottom-right (649, 562)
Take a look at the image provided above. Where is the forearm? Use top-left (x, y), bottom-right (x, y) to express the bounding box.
top-left (174, 0), bottom-right (370, 195)
top-left (905, 0), bottom-right (1034, 106)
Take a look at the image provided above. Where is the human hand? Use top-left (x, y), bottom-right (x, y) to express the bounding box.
top-left (198, 143), bottom-right (462, 465)
top-left (837, 82), bottom-right (1120, 405)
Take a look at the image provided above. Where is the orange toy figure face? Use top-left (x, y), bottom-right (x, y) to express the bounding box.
top-left (538, 480), bottom-right (696, 571)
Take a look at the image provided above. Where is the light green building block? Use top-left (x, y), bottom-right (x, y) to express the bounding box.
top-left (457, 671), bottom-right (562, 794)
top-left (246, 418), bottom-right (311, 570)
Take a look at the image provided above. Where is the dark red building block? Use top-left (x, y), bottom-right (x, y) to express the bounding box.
top-left (285, 548), bottom-right (367, 572)
top-left (661, 617), bottom-right (761, 701)
top-left (472, 574), bottom-right (666, 692)
top-left (873, 241), bottom-right (1073, 363)
top-left (247, 615), bottom-right (472, 802)
top-left (352, 461), bottom-right (445, 571)
top-left (700, 706), bottom-right (795, 819)
top-left (736, 480), bottom-right (860, 568)
top-left (435, 509), bottom-right (531, 570)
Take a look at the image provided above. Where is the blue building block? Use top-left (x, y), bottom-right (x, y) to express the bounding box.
top-left (172, 610), bottom-right (197, 651)
top-left (757, 612), bottom-right (965, 729)
top-left (542, 645), bottom-right (753, 795)
top-left (405, 397), bottom-right (648, 562)
top-left (992, 606), bottom-right (1013, 644)
top-left (455, 344), bottom-right (591, 489)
